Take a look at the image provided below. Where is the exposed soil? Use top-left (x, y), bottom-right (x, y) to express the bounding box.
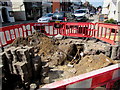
top-left (11, 32), bottom-right (119, 86)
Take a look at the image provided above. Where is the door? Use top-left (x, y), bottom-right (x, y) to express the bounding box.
top-left (2, 8), bottom-right (9, 22)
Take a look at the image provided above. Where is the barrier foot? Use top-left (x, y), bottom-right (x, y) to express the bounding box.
top-left (106, 81), bottom-right (115, 90)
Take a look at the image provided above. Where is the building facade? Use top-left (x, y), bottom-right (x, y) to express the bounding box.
top-left (0, 0), bottom-right (15, 23)
top-left (10, 0), bottom-right (73, 21)
top-left (102, 0), bottom-right (120, 22)
top-left (11, 0), bottom-right (52, 21)
top-left (52, 0), bottom-right (72, 13)
top-left (116, 0), bottom-right (120, 22)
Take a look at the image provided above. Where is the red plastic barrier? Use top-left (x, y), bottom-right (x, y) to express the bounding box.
top-left (60, 22), bottom-right (95, 38)
top-left (0, 23), bottom-right (34, 47)
top-left (95, 23), bottom-right (120, 45)
top-left (41, 63), bottom-right (120, 89)
top-left (0, 22), bottom-right (120, 47)
top-left (34, 22), bottom-right (60, 36)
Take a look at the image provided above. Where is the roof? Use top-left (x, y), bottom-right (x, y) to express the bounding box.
top-left (103, 0), bottom-right (117, 7)
top-left (112, 0), bottom-right (117, 5)
top-left (102, 0), bottom-right (111, 7)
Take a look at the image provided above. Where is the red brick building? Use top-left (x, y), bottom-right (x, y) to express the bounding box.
top-left (52, 0), bottom-right (71, 13)
top-left (52, 1), bottom-right (60, 13)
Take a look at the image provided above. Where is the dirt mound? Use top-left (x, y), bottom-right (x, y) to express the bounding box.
top-left (49, 53), bottom-right (117, 82)
top-left (12, 32), bottom-right (46, 47)
top-left (11, 32), bottom-right (69, 66)
top-left (75, 53), bottom-right (116, 75)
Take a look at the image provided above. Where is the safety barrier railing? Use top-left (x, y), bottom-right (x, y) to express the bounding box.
top-left (41, 63), bottom-right (120, 89)
top-left (0, 23), bottom-right (35, 47)
top-left (34, 22), bottom-right (59, 36)
top-left (57, 22), bottom-right (93, 37)
top-left (0, 22), bottom-right (120, 47)
top-left (95, 23), bottom-right (120, 45)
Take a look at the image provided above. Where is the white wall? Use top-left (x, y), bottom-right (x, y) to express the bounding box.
top-left (0, 6), bottom-right (15, 22)
top-left (0, 0), bottom-right (15, 22)
top-left (116, 0), bottom-right (120, 22)
top-left (102, 0), bottom-right (120, 22)
top-left (11, 0), bottom-right (25, 11)
top-left (108, 1), bottom-right (117, 20)
top-left (11, 0), bottom-right (26, 20)
top-left (102, 0), bottom-right (111, 14)
top-left (6, 6), bottom-right (15, 22)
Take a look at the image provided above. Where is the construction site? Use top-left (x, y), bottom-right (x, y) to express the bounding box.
top-left (0, 22), bottom-right (120, 90)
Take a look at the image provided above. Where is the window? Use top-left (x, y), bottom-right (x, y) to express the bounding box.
top-left (114, 11), bottom-right (116, 14)
top-left (9, 11), bottom-right (14, 17)
top-left (2, 2), bottom-right (8, 6)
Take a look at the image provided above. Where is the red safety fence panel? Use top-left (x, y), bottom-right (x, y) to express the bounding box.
top-left (0, 23), bottom-right (35, 47)
top-left (0, 22), bottom-right (120, 47)
top-left (34, 22), bottom-right (61, 36)
top-left (95, 23), bottom-right (120, 45)
top-left (41, 63), bottom-right (120, 89)
top-left (58, 22), bottom-right (94, 38)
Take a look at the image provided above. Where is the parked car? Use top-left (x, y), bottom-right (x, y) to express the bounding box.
top-left (37, 13), bottom-right (53, 23)
top-left (73, 9), bottom-right (90, 21)
top-left (50, 11), bottom-right (66, 23)
top-left (90, 11), bottom-right (96, 17)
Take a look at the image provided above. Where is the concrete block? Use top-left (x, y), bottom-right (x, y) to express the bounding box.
top-left (111, 45), bottom-right (118, 60)
top-left (17, 49), bottom-right (30, 62)
top-left (28, 68), bottom-right (33, 78)
top-left (32, 56), bottom-right (41, 70)
top-left (117, 46), bottom-right (120, 60)
top-left (12, 55), bottom-right (19, 63)
top-left (43, 77), bottom-right (50, 84)
top-left (24, 46), bottom-right (34, 58)
top-left (12, 63), bottom-right (18, 74)
top-left (0, 52), bottom-right (11, 74)
top-left (105, 45), bottom-right (112, 57)
top-left (4, 48), bottom-right (13, 61)
top-left (30, 83), bottom-right (37, 90)
top-left (11, 47), bottom-right (19, 55)
top-left (0, 52), bottom-right (5, 65)
top-left (26, 62), bottom-right (32, 70)
top-left (14, 62), bottom-right (28, 75)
